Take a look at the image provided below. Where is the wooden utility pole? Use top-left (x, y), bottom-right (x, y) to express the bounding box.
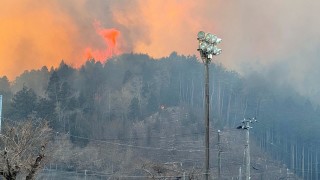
top-left (307, 149), bottom-right (310, 180)
top-left (310, 150), bottom-right (312, 180)
top-left (315, 151), bottom-right (319, 179)
top-left (302, 146), bottom-right (305, 179)
top-left (316, 152), bottom-right (318, 180)
top-left (245, 120), bottom-right (250, 180)
top-left (291, 144), bottom-right (295, 171)
top-left (218, 130), bottom-right (221, 179)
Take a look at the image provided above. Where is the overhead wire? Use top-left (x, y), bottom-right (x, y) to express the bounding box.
top-left (60, 133), bottom-right (204, 153)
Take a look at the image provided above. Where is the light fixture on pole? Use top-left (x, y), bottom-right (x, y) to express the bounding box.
top-left (197, 31), bottom-right (222, 180)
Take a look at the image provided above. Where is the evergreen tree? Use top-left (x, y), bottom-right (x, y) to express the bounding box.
top-left (147, 93), bottom-right (159, 114)
top-left (10, 86), bottom-right (37, 120)
top-left (46, 71), bottom-right (60, 102)
top-left (36, 97), bottom-right (55, 120)
top-left (129, 97), bottom-right (140, 121)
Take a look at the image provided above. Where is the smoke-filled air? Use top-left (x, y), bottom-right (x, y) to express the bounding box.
top-left (1, 0), bottom-right (320, 179)
top-left (2, 0), bottom-right (320, 101)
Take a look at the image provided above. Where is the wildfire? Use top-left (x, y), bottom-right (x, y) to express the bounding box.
top-left (84, 21), bottom-right (121, 62)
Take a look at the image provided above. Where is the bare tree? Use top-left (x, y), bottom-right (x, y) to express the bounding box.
top-left (0, 120), bottom-right (52, 180)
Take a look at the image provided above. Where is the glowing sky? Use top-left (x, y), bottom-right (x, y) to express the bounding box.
top-left (1, 0), bottom-right (320, 101)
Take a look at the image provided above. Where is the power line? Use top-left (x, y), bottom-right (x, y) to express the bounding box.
top-left (40, 168), bottom-right (288, 180)
top-left (40, 168), bottom-right (207, 179)
top-left (60, 133), bottom-right (204, 153)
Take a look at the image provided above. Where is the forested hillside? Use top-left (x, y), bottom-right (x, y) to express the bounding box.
top-left (0, 52), bottom-right (319, 179)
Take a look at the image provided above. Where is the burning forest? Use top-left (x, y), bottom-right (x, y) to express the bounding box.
top-left (1, 0), bottom-right (320, 179)
top-left (84, 20), bottom-right (121, 62)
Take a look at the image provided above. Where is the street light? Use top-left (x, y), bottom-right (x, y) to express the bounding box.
top-left (197, 31), bottom-right (206, 40)
top-left (197, 31), bottom-right (222, 180)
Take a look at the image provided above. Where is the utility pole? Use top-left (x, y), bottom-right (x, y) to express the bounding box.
top-left (245, 120), bottom-right (250, 180)
top-left (197, 31), bottom-right (222, 180)
top-left (218, 130), bottom-right (221, 179)
top-left (316, 152), bottom-right (318, 180)
top-left (237, 117), bottom-right (257, 180)
top-left (239, 166), bottom-right (242, 180)
top-left (302, 146), bottom-right (305, 179)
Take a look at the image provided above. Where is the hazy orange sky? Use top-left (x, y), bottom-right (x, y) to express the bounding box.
top-left (1, 0), bottom-right (320, 100)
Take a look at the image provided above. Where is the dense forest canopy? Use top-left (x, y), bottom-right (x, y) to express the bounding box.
top-left (1, 52), bottom-right (319, 140)
top-left (0, 52), bottom-right (319, 178)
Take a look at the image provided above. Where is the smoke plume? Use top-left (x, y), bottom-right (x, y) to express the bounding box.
top-left (1, 0), bottom-right (320, 103)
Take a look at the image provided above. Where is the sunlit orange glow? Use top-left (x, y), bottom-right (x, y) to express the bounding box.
top-left (0, 0), bottom-right (273, 80)
top-left (0, 0), bottom-right (86, 80)
top-left (111, 1), bottom-right (203, 58)
top-left (2, 0), bottom-right (320, 92)
top-left (84, 21), bottom-right (121, 62)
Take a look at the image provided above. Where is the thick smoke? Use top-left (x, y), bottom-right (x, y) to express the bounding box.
top-left (0, 0), bottom-right (136, 79)
top-left (1, 0), bottom-right (320, 103)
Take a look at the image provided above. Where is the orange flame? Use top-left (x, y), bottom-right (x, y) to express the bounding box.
top-left (84, 21), bottom-right (121, 62)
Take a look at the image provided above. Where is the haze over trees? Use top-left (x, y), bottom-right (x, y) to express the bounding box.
top-left (1, 52), bottom-right (319, 179)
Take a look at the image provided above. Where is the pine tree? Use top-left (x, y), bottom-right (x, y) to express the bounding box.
top-left (11, 86), bottom-right (37, 120)
top-left (129, 97), bottom-right (140, 121)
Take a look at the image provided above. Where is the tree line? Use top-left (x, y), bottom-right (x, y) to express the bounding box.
top-left (0, 52), bottom-right (320, 179)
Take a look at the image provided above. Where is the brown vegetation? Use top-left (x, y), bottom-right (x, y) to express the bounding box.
top-left (0, 120), bottom-right (52, 180)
